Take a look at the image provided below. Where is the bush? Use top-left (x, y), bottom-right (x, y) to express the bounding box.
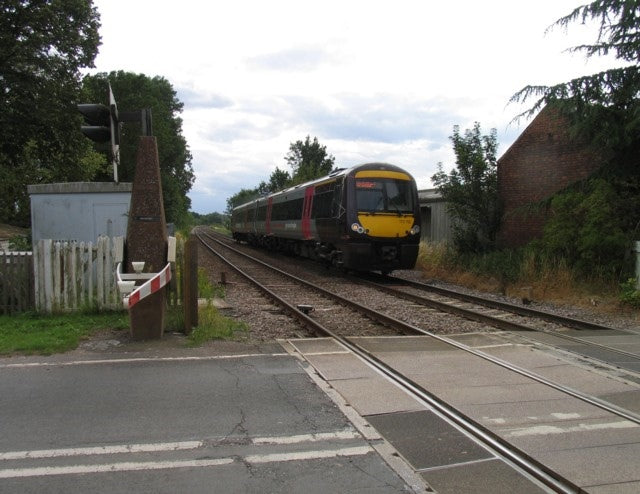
top-left (540, 179), bottom-right (630, 280)
top-left (198, 267), bottom-right (225, 299)
top-left (619, 278), bottom-right (640, 308)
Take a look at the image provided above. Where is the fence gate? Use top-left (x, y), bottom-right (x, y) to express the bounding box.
top-left (33, 236), bottom-right (120, 312)
top-left (2, 235), bottom-right (183, 314)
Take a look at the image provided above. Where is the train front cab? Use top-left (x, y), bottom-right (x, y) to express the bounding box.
top-left (341, 166), bottom-right (421, 273)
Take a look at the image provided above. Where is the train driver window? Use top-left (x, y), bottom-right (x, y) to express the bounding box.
top-left (356, 178), bottom-right (413, 213)
top-left (387, 181), bottom-right (412, 212)
top-left (356, 179), bottom-right (385, 212)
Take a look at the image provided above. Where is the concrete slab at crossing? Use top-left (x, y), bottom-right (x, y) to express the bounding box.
top-left (289, 335), bottom-right (640, 494)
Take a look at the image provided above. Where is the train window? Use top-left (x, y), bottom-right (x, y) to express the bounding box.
top-left (256, 205), bottom-right (267, 221)
top-left (356, 180), bottom-right (385, 211)
top-left (386, 181), bottom-right (412, 212)
top-left (272, 202), bottom-right (286, 221)
top-left (287, 198), bottom-right (304, 219)
top-left (313, 192), bottom-right (332, 218)
top-left (272, 198), bottom-right (304, 220)
top-left (313, 181), bottom-right (336, 219)
top-left (356, 178), bottom-right (414, 213)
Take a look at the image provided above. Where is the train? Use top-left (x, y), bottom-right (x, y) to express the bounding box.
top-left (230, 162), bottom-right (421, 274)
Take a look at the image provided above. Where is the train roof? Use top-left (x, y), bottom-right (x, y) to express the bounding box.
top-left (231, 162), bottom-right (413, 211)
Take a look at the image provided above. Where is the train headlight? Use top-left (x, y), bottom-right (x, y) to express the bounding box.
top-left (410, 224), bottom-right (421, 235)
top-left (351, 222), bottom-right (366, 234)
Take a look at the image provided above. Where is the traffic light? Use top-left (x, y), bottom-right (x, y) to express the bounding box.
top-left (78, 103), bottom-right (112, 142)
top-left (77, 83), bottom-right (120, 182)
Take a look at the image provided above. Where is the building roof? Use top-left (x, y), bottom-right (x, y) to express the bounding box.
top-left (418, 188), bottom-right (443, 204)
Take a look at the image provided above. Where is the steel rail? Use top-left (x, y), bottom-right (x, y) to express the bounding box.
top-left (206, 229), bottom-right (640, 376)
top-left (198, 231), bottom-right (418, 335)
top-left (337, 338), bottom-right (585, 494)
top-left (382, 273), bottom-right (628, 333)
top-left (197, 229), bottom-right (585, 493)
top-left (359, 278), bottom-right (640, 364)
top-left (197, 229), bottom-right (640, 425)
top-left (195, 231), bottom-right (328, 335)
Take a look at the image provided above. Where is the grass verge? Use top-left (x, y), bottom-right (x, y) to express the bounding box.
top-left (416, 241), bottom-right (632, 314)
top-left (0, 311), bottom-right (129, 356)
top-left (186, 301), bottom-right (248, 347)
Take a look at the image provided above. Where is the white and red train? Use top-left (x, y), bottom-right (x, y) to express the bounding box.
top-left (230, 163), bottom-right (421, 273)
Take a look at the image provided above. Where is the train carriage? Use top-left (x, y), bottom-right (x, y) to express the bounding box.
top-left (231, 163), bottom-right (421, 273)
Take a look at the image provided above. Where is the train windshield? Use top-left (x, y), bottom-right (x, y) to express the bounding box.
top-left (355, 178), bottom-right (414, 214)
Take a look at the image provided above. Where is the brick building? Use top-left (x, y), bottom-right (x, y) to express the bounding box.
top-left (497, 105), bottom-right (602, 247)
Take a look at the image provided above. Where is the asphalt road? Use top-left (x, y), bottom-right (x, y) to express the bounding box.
top-left (0, 348), bottom-right (414, 493)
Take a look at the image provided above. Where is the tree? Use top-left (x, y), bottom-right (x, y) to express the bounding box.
top-left (226, 137), bottom-right (334, 217)
top-left (82, 71), bottom-right (195, 226)
top-left (0, 0), bottom-right (101, 225)
top-left (541, 179), bottom-right (628, 277)
top-left (190, 211), bottom-right (226, 225)
top-left (432, 123), bottom-right (500, 253)
top-left (511, 0), bottom-right (640, 170)
top-left (285, 136), bottom-right (335, 184)
top-left (225, 188), bottom-right (261, 216)
top-left (267, 166), bottom-right (291, 192)
top-left (511, 1), bottom-right (640, 278)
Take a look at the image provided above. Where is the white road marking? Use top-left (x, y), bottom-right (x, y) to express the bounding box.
top-left (302, 351), bottom-right (350, 356)
top-left (245, 445), bottom-right (373, 464)
top-left (252, 430), bottom-right (360, 444)
top-left (483, 417), bottom-right (506, 424)
top-left (0, 431), bottom-right (372, 479)
top-left (0, 441), bottom-right (204, 461)
top-left (506, 420), bottom-right (638, 437)
top-left (0, 430), bottom-right (361, 461)
top-left (0, 353), bottom-right (289, 369)
top-left (551, 412), bottom-right (581, 420)
top-left (0, 458), bottom-right (234, 479)
top-left (0, 444), bottom-right (374, 479)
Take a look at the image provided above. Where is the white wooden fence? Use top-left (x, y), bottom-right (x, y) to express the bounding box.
top-left (33, 236), bottom-right (121, 312)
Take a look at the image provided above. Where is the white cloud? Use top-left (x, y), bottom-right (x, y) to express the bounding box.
top-left (91, 0), bottom-right (621, 213)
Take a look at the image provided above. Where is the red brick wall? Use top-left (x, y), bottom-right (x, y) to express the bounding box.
top-left (497, 106), bottom-right (601, 247)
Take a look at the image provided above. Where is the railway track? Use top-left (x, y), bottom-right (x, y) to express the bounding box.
top-left (196, 230), bottom-right (409, 338)
top-left (196, 228), bottom-right (640, 492)
top-left (203, 229), bottom-right (640, 378)
top-left (355, 274), bottom-right (640, 377)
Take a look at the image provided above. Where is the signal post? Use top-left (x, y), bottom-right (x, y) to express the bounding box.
top-left (80, 83), bottom-right (172, 340)
top-left (122, 137), bottom-right (168, 339)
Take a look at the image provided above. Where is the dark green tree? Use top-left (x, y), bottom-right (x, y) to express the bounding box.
top-left (225, 188), bottom-right (261, 216)
top-left (0, 0), bottom-right (101, 225)
top-left (285, 136), bottom-right (335, 184)
top-left (432, 123), bottom-right (500, 253)
top-left (511, 1), bottom-right (640, 278)
top-left (541, 179), bottom-right (628, 277)
top-left (190, 211), bottom-right (226, 225)
top-left (511, 0), bottom-right (640, 171)
top-left (267, 166), bottom-right (291, 192)
top-left (82, 71), bottom-right (195, 226)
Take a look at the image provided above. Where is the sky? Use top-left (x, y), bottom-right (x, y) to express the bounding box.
top-left (89, 0), bottom-right (618, 214)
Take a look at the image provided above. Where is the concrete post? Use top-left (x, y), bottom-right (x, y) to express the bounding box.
top-left (125, 136), bottom-right (168, 340)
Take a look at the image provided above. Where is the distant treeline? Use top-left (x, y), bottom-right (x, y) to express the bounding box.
top-left (189, 211), bottom-right (227, 225)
